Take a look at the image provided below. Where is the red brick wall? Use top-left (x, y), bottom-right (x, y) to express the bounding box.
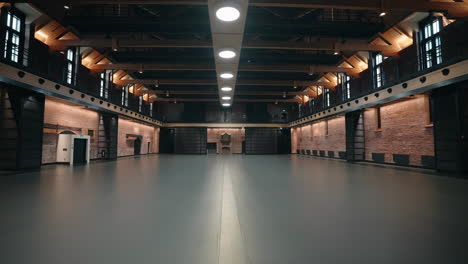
top-left (207, 128), bottom-right (245, 154)
top-left (42, 98), bottom-right (100, 163)
top-left (291, 115), bottom-right (346, 156)
top-left (118, 118), bottom-right (159, 157)
top-left (364, 95), bottom-right (434, 166)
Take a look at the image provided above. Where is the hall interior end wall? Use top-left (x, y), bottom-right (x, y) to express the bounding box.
top-left (207, 128), bottom-right (245, 154)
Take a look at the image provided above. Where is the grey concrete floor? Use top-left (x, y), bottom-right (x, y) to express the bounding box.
top-left (1, 155), bottom-right (468, 264)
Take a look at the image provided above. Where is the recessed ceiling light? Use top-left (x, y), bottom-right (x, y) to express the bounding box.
top-left (220, 73), bottom-right (234, 79)
top-left (216, 6), bottom-right (240, 22)
top-left (218, 49), bottom-right (237, 59)
top-left (222, 103), bottom-right (231, 107)
top-left (222, 96), bottom-right (232, 100)
top-left (379, 12), bottom-right (387, 17)
top-left (221, 86), bottom-right (233, 92)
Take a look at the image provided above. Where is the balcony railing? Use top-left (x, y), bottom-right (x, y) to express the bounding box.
top-left (0, 38), bottom-right (158, 120)
top-left (295, 19), bottom-right (468, 120)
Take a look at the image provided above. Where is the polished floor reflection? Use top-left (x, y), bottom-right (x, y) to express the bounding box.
top-left (1, 155), bottom-right (468, 264)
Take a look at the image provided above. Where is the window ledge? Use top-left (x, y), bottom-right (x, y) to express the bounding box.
top-left (374, 129), bottom-right (383, 132)
top-left (425, 124), bottom-right (434, 128)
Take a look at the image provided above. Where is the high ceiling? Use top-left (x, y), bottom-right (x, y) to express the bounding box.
top-left (27, 0), bottom-right (467, 105)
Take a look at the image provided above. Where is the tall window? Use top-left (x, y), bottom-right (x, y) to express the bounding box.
top-left (342, 74), bottom-right (351, 100)
top-left (373, 53), bottom-right (384, 89)
top-left (99, 70), bottom-right (112, 99)
top-left (324, 88), bottom-right (331, 107)
top-left (138, 96), bottom-right (142, 112)
top-left (66, 49), bottom-right (76, 85)
top-left (420, 17), bottom-right (443, 69)
top-left (149, 102), bottom-right (153, 117)
top-left (121, 85), bottom-right (129, 107)
top-left (3, 11), bottom-right (22, 63)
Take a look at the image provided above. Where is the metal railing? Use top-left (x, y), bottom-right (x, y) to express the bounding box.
top-left (0, 39), bottom-right (157, 119)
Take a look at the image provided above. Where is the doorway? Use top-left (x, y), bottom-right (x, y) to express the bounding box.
top-left (207, 143), bottom-right (217, 154)
top-left (134, 138), bottom-right (142, 155)
top-left (73, 138), bottom-right (87, 164)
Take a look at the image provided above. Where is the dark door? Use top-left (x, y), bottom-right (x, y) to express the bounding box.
top-left (159, 128), bottom-right (175, 153)
top-left (134, 138), bottom-right (142, 155)
top-left (73, 138), bottom-right (87, 164)
top-left (207, 143), bottom-right (217, 154)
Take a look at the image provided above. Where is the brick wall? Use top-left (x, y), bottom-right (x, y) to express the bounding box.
top-left (42, 98), bottom-right (100, 164)
top-left (118, 118), bottom-right (159, 157)
top-left (292, 115), bottom-right (346, 158)
top-left (364, 95), bottom-right (434, 166)
top-left (207, 128), bottom-right (245, 154)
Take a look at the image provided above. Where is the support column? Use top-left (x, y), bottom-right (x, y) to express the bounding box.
top-left (432, 83), bottom-right (468, 174)
top-left (0, 85), bottom-right (45, 170)
top-left (345, 110), bottom-right (365, 162)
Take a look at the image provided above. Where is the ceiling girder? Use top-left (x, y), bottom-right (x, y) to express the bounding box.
top-left (51, 38), bottom-right (398, 54)
top-left (144, 90), bottom-right (314, 96)
top-left (118, 79), bottom-right (336, 88)
top-left (153, 98), bottom-right (301, 103)
top-left (66, 0), bottom-right (468, 17)
top-left (91, 63), bottom-right (359, 75)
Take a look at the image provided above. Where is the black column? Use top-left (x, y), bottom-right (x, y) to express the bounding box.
top-left (345, 110), bottom-right (365, 162)
top-left (432, 83), bottom-right (468, 175)
top-left (0, 85), bottom-right (45, 170)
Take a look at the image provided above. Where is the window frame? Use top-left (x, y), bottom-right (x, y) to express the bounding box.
top-left (65, 48), bottom-right (77, 85)
top-left (99, 70), bottom-right (112, 99)
top-left (372, 53), bottom-right (384, 89)
top-left (341, 74), bottom-right (351, 100)
top-left (2, 9), bottom-right (25, 64)
top-left (419, 16), bottom-right (443, 70)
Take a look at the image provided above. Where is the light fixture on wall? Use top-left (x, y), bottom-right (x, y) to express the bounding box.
top-left (220, 72), bottom-right (234, 79)
top-left (165, 90), bottom-right (170, 97)
top-left (64, 4), bottom-right (71, 10)
top-left (221, 86), bottom-right (233, 92)
top-left (216, 5), bottom-right (241, 22)
top-left (138, 64), bottom-right (143, 74)
top-left (379, 11), bottom-right (387, 17)
top-left (218, 49), bottom-right (237, 59)
top-left (283, 92), bottom-right (287, 98)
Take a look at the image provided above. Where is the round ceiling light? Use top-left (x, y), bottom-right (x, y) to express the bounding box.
top-left (221, 86), bottom-right (233, 92)
top-left (222, 96), bottom-right (232, 100)
top-left (218, 49), bottom-right (237, 59)
top-left (216, 6), bottom-right (241, 22)
top-left (220, 73), bottom-right (234, 79)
